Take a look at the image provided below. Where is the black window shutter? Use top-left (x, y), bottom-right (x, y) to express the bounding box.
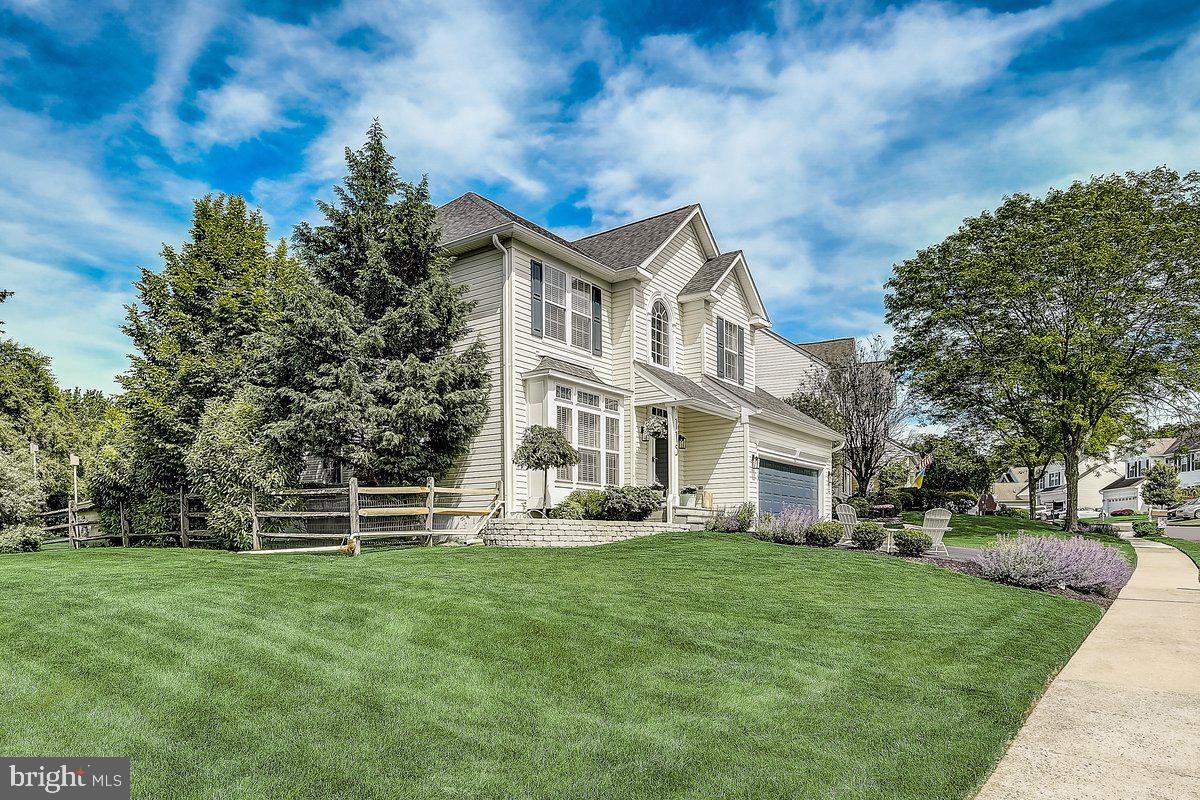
top-left (591, 286), bottom-right (602, 357)
top-left (737, 325), bottom-right (746, 385)
top-left (716, 317), bottom-right (726, 378)
top-left (530, 260), bottom-right (543, 337)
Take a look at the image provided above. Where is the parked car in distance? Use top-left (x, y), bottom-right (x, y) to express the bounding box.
top-left (1168, 498), bottom-right (1200, 520)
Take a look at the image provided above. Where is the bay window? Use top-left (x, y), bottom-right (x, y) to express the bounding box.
top-left (549, 383), bottom-right (622, 487)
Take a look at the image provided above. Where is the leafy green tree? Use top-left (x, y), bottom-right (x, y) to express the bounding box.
top-left (0, 332), bottom-right (115, 508)
top-left (909, 434), bottom-right (994, 494)
top-left (0, 289), bottom-right (12, 333)
top-left (0, 447), bottom-right (43, 527)
top-left (887, 168), bottom-right (1200, 530)
top-left (119, 194), bottom-right (302, 503)
top-left (255, 122), bottom-right (490, 485)
top-left (513, 425), bottom-right (579, 514)
top-left (1143, 461), bottom-right (1183, 512)
top-left (184, 388), bottom-right (292, 549)
top-left (877, 461), bottom-right (911, 491)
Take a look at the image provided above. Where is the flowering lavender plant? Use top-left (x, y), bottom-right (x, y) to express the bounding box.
top-left (975, 534), bottom-right (1133, 594)
top-left (756, 505), bottom-right (819, 544)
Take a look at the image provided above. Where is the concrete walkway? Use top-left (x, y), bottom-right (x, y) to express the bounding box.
top-left (975, 538), bottom-right (1200, 800)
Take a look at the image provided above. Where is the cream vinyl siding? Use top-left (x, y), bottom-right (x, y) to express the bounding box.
top-left (443, 246), bottom-right (504, 489)
top-left (749, 418), bottom-right (835, 519)
top-left (678, 301), bottom-right (706, 382)
top-left (634, 222), bottom-right (706, 369)
top-left (755, 331), bottom-right (825, 400)
top-left (510, 239), bottom-right (614, 506)
top-left (706, 272), bottom-right (756, 388)
top-left (677, 408), bottom-right (746, 507)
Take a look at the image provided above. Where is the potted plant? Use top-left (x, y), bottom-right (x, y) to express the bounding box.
top-left (512, 425), bottom-right (579, 515)
top-left (680, 485), bottom-right (698, 507)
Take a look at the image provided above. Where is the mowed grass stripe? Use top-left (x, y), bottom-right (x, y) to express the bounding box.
top-left (0, 533), bottom-right (1099, 800)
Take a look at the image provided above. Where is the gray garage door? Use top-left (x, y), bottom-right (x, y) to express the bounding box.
top-left (758, 459), bottom-right (819, 515)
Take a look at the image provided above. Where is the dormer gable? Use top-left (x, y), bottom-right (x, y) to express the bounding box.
top-left (679, 250), bottom-right (769, 328)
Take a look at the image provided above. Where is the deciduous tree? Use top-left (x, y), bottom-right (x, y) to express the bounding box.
top-left (887, 168), bottom-right (1200, 530)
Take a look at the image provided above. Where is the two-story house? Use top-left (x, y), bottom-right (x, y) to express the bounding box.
top-left (1099, 433), bottom-right (1200, 513)
top-left (436, 193), bottom-right (843, 520)
top-left (1035, 457), bottom-right (1123, 516)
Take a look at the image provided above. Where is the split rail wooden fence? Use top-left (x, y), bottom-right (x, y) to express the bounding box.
top-left (244, 477), bottom-right (502, 555)
top-left (37, 489), bottom-right (213, 548)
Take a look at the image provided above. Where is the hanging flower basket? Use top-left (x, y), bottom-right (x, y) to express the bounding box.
top-left (641, 415), bottom-right (669, 441)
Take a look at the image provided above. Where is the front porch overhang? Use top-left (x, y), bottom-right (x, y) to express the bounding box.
top-left (633, 362), bottom-right (739, 420)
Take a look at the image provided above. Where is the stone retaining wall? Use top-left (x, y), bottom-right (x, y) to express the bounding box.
top-left (484, 519), bottom-right (681, 548)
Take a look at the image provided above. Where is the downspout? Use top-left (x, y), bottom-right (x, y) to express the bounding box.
top-left (493, 233), bottom-right (516, 516)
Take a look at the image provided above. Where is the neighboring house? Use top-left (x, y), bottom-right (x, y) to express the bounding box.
top-left (1036, 457), bottom-right (1123, 514)
top-left (1100, 434), bottom-right (1200, 513)
top-left (436, 193), bottom-right (843, 520)
top-left (1165, 430), bottom-right (1200, 490)
top-left (990, 466), bottom-right (1033, 511)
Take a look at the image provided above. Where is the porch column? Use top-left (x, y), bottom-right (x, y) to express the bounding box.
top-left (667, 405), bottom-right (680, 524)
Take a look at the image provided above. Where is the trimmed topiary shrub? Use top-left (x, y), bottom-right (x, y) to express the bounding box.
top-left (805, 521), bottom-right (843, 547)
top-left (1132, 520), bottom-right (1159, 537)
top-left (976, 534), bottom-right (1133, 595)
top-left (548, 500), bottom-right (584, 519)
top-left (1084, 522), bottom-right (1119, 536)
top-left (893, 528), bottom-right (932, 557)
top-left (562, 489), bottom-right (606, 519)
top-left (846, 496), bottom-right (870, 518)
top-left (851, 521), bottom-right (886, 550)
top-left (600, 485), bottom-right (661, 521)
top-left (0, 525), bottom-right (42, 553)
top-left (945, 491), bottom-right (978, 514)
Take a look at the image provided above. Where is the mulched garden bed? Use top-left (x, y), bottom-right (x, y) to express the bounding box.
top-left (919, 555), bottom-right (1116, 609)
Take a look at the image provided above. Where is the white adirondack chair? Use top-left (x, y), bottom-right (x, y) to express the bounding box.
top-left (906, 508), bottom-right (952, 556)
top-left (835, 503), bottom-right (857, 546)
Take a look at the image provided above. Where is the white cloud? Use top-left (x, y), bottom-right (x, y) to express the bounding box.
top-left (144, 0), bottom-right (227, 151)
top-left (0, 105), bottom-right (188, 391)
top-left (563, 0), bottom-right (1117, 319)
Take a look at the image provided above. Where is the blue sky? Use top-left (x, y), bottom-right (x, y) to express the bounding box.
top-left (2, 0), bottom-right (1199, 391)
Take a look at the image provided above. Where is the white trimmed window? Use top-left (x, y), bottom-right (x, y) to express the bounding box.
top-left (577, 411), bottom-right (600, 484)
top-left (605, 416), bottom-right (620, 484)
top-left (651, 300), bottom-right (669, 367)
top-left (550, 383), bottom-right (622, 488)
top-left (571, 277), bottom-right (593, 352)
top-left (544, 266), bottom-right (568, 342)
top-left (556, 406), bottom-right (573, 481)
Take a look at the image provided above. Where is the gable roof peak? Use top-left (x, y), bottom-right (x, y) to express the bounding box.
top-left (571, 203), bottom-right (704, 272)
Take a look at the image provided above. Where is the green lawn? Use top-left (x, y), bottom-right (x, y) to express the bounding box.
top-left (0, 533), bottom-right (1099, 800)
top-left (1161, 537), bottom-right (1200, 573)
top-left (900, 512), bottom-right (1137, 562)
top-left (1080, 514), bottom-right (1148, 524)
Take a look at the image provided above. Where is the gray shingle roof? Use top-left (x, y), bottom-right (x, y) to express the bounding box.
top-left (680, 251), bottom-right (741, 296)
top-left (572, 205), bottom-right (697, 271)
top-left (1101, 475), bottom-right (1144, 492)
top-left (1164, 431), bottom-right (1199, 455)
top-left (795, 337), bottom-right (856, 365)
top-left (702, 377), bottom-right (839, 437)
top-left (636, 361), bottom-right (725, 408)
top-left (527, 356), bottom-right (603, 385)
top-left (437, 192), bottom-right (584, 254)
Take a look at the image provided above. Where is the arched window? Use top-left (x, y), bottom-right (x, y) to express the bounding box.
top-left (650, 300), bottom-right (670, 367)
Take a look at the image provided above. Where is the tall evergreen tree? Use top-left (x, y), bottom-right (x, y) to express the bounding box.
top-left (256, 122), bottom-right (490, 484)
top-left (120, 194), bottom-right (303, 489)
